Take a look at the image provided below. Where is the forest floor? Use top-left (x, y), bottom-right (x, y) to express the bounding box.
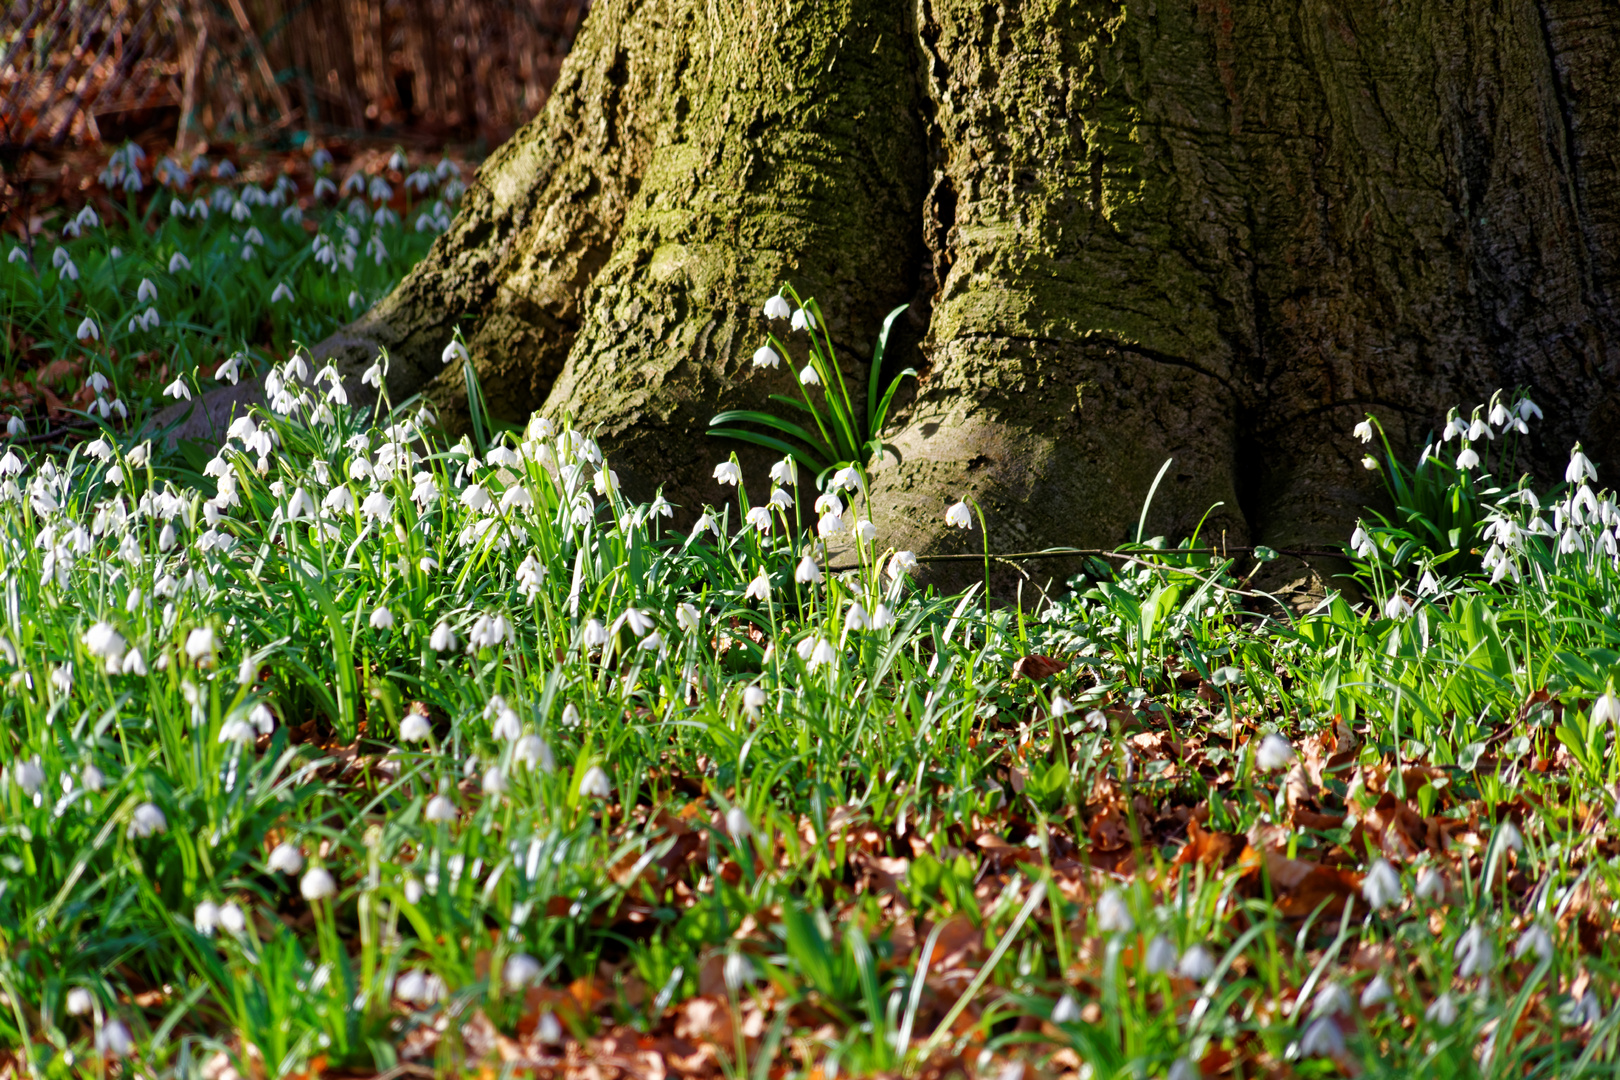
top-left (3, 141), bottom-right (1620, 1080)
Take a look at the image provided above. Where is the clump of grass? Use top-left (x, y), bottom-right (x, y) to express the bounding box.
top-left (6, 148), bottom-right (1620, 1080)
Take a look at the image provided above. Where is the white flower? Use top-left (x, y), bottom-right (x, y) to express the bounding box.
top-left (713, 461), bottom-right (742, 486)
top-left (723, 951), bottom-right (756, 991)
top-left (790, 307), bottom-right (816, 332)
top-left (267, 843), bottom-right (304, 875)
top-left (1567, 446), bottom-right (1598, 484)
top-left (168, 251), bottom-right (191, 273)
top-left (1299, 1016), bottom-right (1346, 1059)
top-left (1415, 866), bottom-right (1446, 901)
top-left (677, 603), bottom-right (701, 632)
top-left (581, 618), bottom-right (609, 648)
top-left (514, 734), bottom-right (554, 771)
top-left (888, 550), bottom-right (918, 579)
top-left (763, 294), bottom-right (792, 320)
top-left (83, 621), bottom-right (127, 662)
top-left (503, 953), bottom-right (542, 990)
top-left (1359, 974), bottom-right (1393, 1007)
top-left (1418, 569), bottom-right (1440, 595)
top-left (270, 282), bottom-right (294, 303)
top-left (691, 512), bottom-right (717, 537)
top-left (424, 794), bottom-right (457, 822)
top-left (945, 500), bottom-right (972, 529)
top-left (1362, 455), bottom-right (1380, 470)
top-left (1353, 419), bottom-right (1374, 443)
top-left (1512, 924), bottom-right (1554, 963)
top-left (1455, 923), bottom-right (1493, 978)
top-left (620, 607), bottom-right (655, 636)
top-left (400, 709), bottom-right (433, 741)
top-left (429, 622), bottom-right (458, 652)
top-left (66, 987), bottom-right (93, 1015)
top-left (637, 631), bottom-right (664, 652)
top-left (814, 491), bottom-right (844, 516)
top-left (1593, 692), bottom-right (1620, 726)
top-left (725, 805), bottom-right (752, 840)
top-left (137, 278), bottom-right (157, 302)
top-left (218, 719), bottom-right (256, 744)
top-left (579, 765), bottom-right (612, 799)
top-left (870, 603), bottom-right (895, 630)
top-left (300, 867), bottom-right (337, 901)
top-left (1519, 397), bottom-right (1543, 421)
top-left (1496, 818), bottom-right (1524, 852)
top-left (846, 601), bottom-right (870, 630)
top-left (249, 703), bottom-right (277, 735)
top-left (1362, 859), bottom-right (1402, 909)
top-left (1254, 733), bottom-right (1296, 772)
top-left (816, 512), bottom-right (844, 538)
top-left (795, 554), bottom-right (822, 584)
top-left (770, 458), bottom-right (798, 486)
top-left (1051, 993), bottom-right (1081, 1024)
top-left (163, 376), bottom-right (192, 401)
top-left (746, 505), bottom-right (772, 531)
top-left (745, 569), bottom-right (772, 601)
top-left (1456, 446), bottom-right (1480, 470)
top-left (482, 765), bottom-right (509, 795)
top-left (743, 685), bottom-right (766, 716)
top-left (807, 637), bottom-right (837, 669)
top-left (752, 344), bottom-right (781, 368)
top-left (184, 627), bottom-right (216, 662)
top-left (127, 802), bottom-right (167, 838)
top-left (6, 414), bottom-right (23, 436)
top-left (799, 364), bottom-right (820, 386)
top-left (1096, 888), bottom-right (1133, 933)
top-left (76, 316), bottom-right (100, 341)
top-left (96, 1019), bottom-right (134, 1057)
top-left (219, 902), bottom-right (245, 934)
top-left (81, 764), bottom-right (105, 792)
top-left (1144, 935), bottom-right (1178, 974)
top-left (1426, 992), bottom-right (1459, 1026)
top-left (14, 757), bottom-right (45, 796)
top-left (369, 604), bottom-right (395, 630)
top-left (1383, 594), bottom-right (1412, 620)
top-left (361, 359), bottom-right (385, 388)
top-left (1177, 945), bottom-right (1215, 981)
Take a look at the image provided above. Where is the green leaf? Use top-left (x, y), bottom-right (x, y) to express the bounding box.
top-left (705, 427), bottom-right (830, 474)
top-left (708, 409), bottom-right (837, 462)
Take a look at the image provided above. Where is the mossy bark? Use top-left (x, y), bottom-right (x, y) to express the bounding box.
top-left (176, 0), bottom-right (1620, 588)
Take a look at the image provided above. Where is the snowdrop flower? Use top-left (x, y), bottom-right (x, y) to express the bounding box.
top-left (846, 601), bottom-right (870, 631)
top-left (1177, 945), bottom-right (1215, 981)
top-left (795, 553), bottom-right (822, 584)
top-left (1353, 419), bottom-right (1374, 443)
top-left (249, 703), bottom-right (276, 735)
top-left (96, 1019), bottom-right (134, 1057)
top-left (743, 685), bottom-right (767, 716)
top-left (1519, 397), bottom-right (1543, 421)
top-left (1350, 524), bottom-right (1374, 558)
top-left (137, 278), bottom-right (157, 302)
top-left (1456, 446), bottom-right (1480, 470)
top-left (400, 708), bottom-right (433, 742)
top-left (184, 627), bottom-right (216, 662)
top-left (752, 344), bottom-right (781, 368)
top-left (6, 414), bottom-right (23, 437)
top-left (1512, 923), bottom-right (1554, 963)
top-left (1567, 445), bottom-right (1598, 484)
top-left (1361, 455), bottom-right (1380, 470)
top-left (503, 953), bottom-right (542, 990)
top-left (790, 306), bottom-right (816, 332)
top-left (267, 843), bottom-right (304, 875)
top-left (1050, 993), bottom-right (1081, 1024)
top-left (169, 251), bottom-right (191, 272)
top-left (1299, 1017), bottom-right (1346, 1059)
top-left (770, 457), bottom-right (798, 486)
top-left (725, 805), bottom-right (752, 841)
top-left (1362, 859), bottom-right (1402, 909)
top-left (1359, 974), bottom-right (1393, 1007)
top-left (1144, 935), bottom-right (1178, 974)
top-left (13, 757), bottom-right (45, 797)
top-left (1455, 923), bottom-right (1493, 978)
top-left (461, 484), bottom-right (491, 512)
top-left (127, 802), bottom-right (168, 838)
top-left (799, 363), bottom-right (820, 386)
top-left (1383, 593), bottom-right (1412, 620)
top-left (637, 631), bottom-right (664, 652)
top-left (816, 511), bottom-right (844, 538)
top-left (424, 794), bottom-right (457, 822)
top-left (66, 987), bottom-right (93, 1016)
top-left (677, 603), bottom-right (701, 632)
top-left (745, 505), bottom-right (772, 531)
top-left (870, 602), bottom-right (895, 630)
top-left (768, 487), bottom-right (794, 509)
top-left (218, 718), bottom-right (256, 745)
top-left (6, 247), bottom-right (25, 265)
top-left (76, 316), bottom-right (99, 341)
top-left (1418, 569), bottom-right (1440, 595)
top-left (713, 460), bottom-right (742, 486)
top-left (515, 734), bottom-right (554, 771)
top-left (889, 550), bottom-right (918, 578)
top-left (482, 765), bottom-right (509, 796)
top-left (806, 637), bottom-right (837, 669)
top-left (81, 764), bottom-right (105, 792)
top-left (620, 607), bottom-right (655, 636)
top-left (1426, 993), bottom-right (1459, 1026)
top-left (814, 491), bottom-right (844, 516)
top-left (579, 765), bottom-right (613, 799)
top-left (744, 568), bottom-right (773, 601)
top-left (763, 294), bottom-right (792, 320)
top-left (163, 376), bottom-right (192, 401)
top-left (300, 867), bottom-right (337, 901)
top-left (215, 353), bottom-right (244, 384)
top-left (1096, 888), bottom-right (1134, 933)
top-left (722, 951), bottom-right (756, 992)
top-left (369, 605), bottom-right (396, 630)
top-left (83, 621), bottom-right (127, 664)
top-left (1496, 818), bottom-right (1524, 853)
top-left (945, 500), bottom-right (972, 529)
top-left (1254, 733), bottom-right (1296, 772)
top-left (1592, 691), bottom-right (1620, 726)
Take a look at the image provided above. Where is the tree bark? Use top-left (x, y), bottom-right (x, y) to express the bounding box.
top-left (171, 0), bottom-right (1620, 588)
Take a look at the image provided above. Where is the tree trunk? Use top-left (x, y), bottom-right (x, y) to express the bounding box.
top-left (175, 0), bottom-right (1620, 587)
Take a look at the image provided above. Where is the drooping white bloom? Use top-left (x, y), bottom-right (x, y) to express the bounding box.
top-left (1426, 992), bottom-right (1459, 1026)
top-left (745, 505), bottom-right (772, 532)
top-left (713, 461), bottom-right (742, 486)
top-left (300, 867), bottom-right (337, 901)
top-left (870, 603), bottom-right (895, 630)
top-left (944, 500), bottom-right (972, 529)
top-left (76, 316), bottom-right (100, 341)
top-left (1050, 993), bottom-right (1082, 1024)
top-left (752, 344), bottom-right (781, 368)
top-left (770, 457), bottom-right (798, 486)
top-left (1456, 446), bottom-right (1480, 470)
top-left (270, 282), bottom-right (294, 303)
top-left (1512, 923), bottom-right (1554, 963)
top-left (66, 987), bottom-right (94, 1015)
top-left (814, 491), bottom-right (844, 516)
top-left (1353, 419), bottom-right (1374, 443)
top-left (515, 734), bottom-right (554, 772)
top-left (1096, 888), bottom-right (1134, 933)
top-left (482, 765), bottom-right (509, 796)
top-left (745, 569), bottom-right (772, 601)
top-left (1177, 945), bottom-right (1215, 981)
top-left (1254, 733), bottom-right (1296, 772)
top-left (579, 765), bottom-right (613, 799)
top-left (677, 603), bottom-right (701, 632)
top-left (1362, 455), bottom-right (1380, 470)
top-left (96, 1019), bottom-right (134, 1057)
top-left (137, 278), bottom-right (158, 302)
top-left (83, 621), bottom-right (127, 663)
top-left (790, 307), bottom-right (816, 332)
top-left (1496, 818), bottom-right (1524, 853)
top-left (267, 843), bottom-right (304, 875)
top-left (400, 708), bottom-right (433, 741)
top-left (888, 550), bottom-right (919, 579)
top-left (845, 601), bottom-right (870, 631)
top-left (1455, 923), bottom-right (1493, 978)
top-left (424, 794), bottom-right (458, 822)
top-left (1299, 1017), bottom-right (1346, 1059)
top-left (164, 376), bottom-right (192, 401)
top-left (184, 627), bottom-right (216, 662)
top-left (1418, 569), bottom-right (1440, 595)
top-left (503, 953), bottom-right (542, 990)
top-left (799, 364), bottom-right (820, 386)
top-left (1359, 973), bottom-right (1393, 1007)
top-left (763, 294), bottom-right (793, 320)
top-left (1593, 692), bottom-right (1620, 726)
top-left (725, 805), bottom-right (752, 841)
top-left (743, 685), bottom-right (766, 716)
top-left (169, 251), bottom-right (191, 272)
top-left (1143, 935), bottom-right (1178, 974)
top-left (369, 605), bottom-right (396, 630)
top-left (1362, 859), bottom-right (1402, 909)
top-left (1567, 446), bottom-right (1598, 484)
top-left (14, 757), bottom-right (45, 796)
top-left (1383, 593), bottom-right (1412, 620)
top-left (127, 802), bottom-right (168, 838)
top-left (795, 554), bottom-right (822, 584)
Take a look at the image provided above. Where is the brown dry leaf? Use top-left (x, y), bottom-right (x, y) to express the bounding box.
top-left (1012, 654), bottom-right (1066, 681)
top-left (1087, 805), bottom-right (1131, 854)
top-left (1174, 817), bottom-right (1235, 870)
top-left (1237, 844), bottom-right (1363, 918)
top-left (928, 915), bottom-right (984, 970)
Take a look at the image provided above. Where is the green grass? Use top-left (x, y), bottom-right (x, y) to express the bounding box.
top-left (5, 146), bottom-right (1620, 1079)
